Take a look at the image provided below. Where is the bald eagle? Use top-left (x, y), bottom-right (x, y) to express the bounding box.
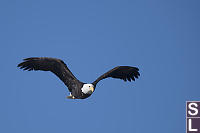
top-left (18, 57), bottom-right (140, 99)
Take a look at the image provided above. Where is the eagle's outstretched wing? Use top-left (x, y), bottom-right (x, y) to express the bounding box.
top-left (92, 66), bottom-right (140, 86)
top-left (17, 57), bottom-right (81, 91)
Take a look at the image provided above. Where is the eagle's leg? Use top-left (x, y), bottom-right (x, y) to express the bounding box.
top-left (66, 93), bottom-right (75, 99)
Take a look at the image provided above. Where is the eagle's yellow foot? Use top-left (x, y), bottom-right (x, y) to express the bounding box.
top-left (66, 93), bottom-right (75, 99)
top-left (66, 96), bottom-right (75, 99)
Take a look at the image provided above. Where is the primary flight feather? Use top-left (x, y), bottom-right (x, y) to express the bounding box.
top-left (18, 57), bottom-right (140, 99)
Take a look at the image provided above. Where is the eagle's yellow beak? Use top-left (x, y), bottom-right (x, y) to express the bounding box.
top-left (90, 86), bottom-right (94, 92)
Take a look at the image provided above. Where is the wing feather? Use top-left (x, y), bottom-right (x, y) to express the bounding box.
top-left (17, 57), bottom-right (81, 91)
top-left (92, 66), bottom-right (140, 86)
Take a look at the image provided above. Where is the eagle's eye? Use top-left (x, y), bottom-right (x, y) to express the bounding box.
top-left (89, 86), bottom-right (90, 87)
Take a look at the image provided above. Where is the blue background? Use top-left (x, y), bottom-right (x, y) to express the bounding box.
top-left (0, 0), bottom-right (200, 133)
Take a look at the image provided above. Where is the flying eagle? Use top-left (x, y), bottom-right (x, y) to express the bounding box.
top-left (18, 57), bottom-right (140, 99)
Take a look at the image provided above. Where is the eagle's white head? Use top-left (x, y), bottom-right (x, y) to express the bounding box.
top-left (81, 84), bottom-right (94, 94)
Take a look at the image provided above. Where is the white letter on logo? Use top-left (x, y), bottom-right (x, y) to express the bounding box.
top-left (188, 119), bottom-right (198, 131)
top-left (188, 103), bottom-right (198, 116)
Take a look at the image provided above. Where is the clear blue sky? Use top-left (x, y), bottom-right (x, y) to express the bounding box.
top-left (0, 0), bottom-right (200, 133)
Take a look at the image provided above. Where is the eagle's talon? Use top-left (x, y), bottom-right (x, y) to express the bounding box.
top-left (66, 95), bottom-right (75, 99)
